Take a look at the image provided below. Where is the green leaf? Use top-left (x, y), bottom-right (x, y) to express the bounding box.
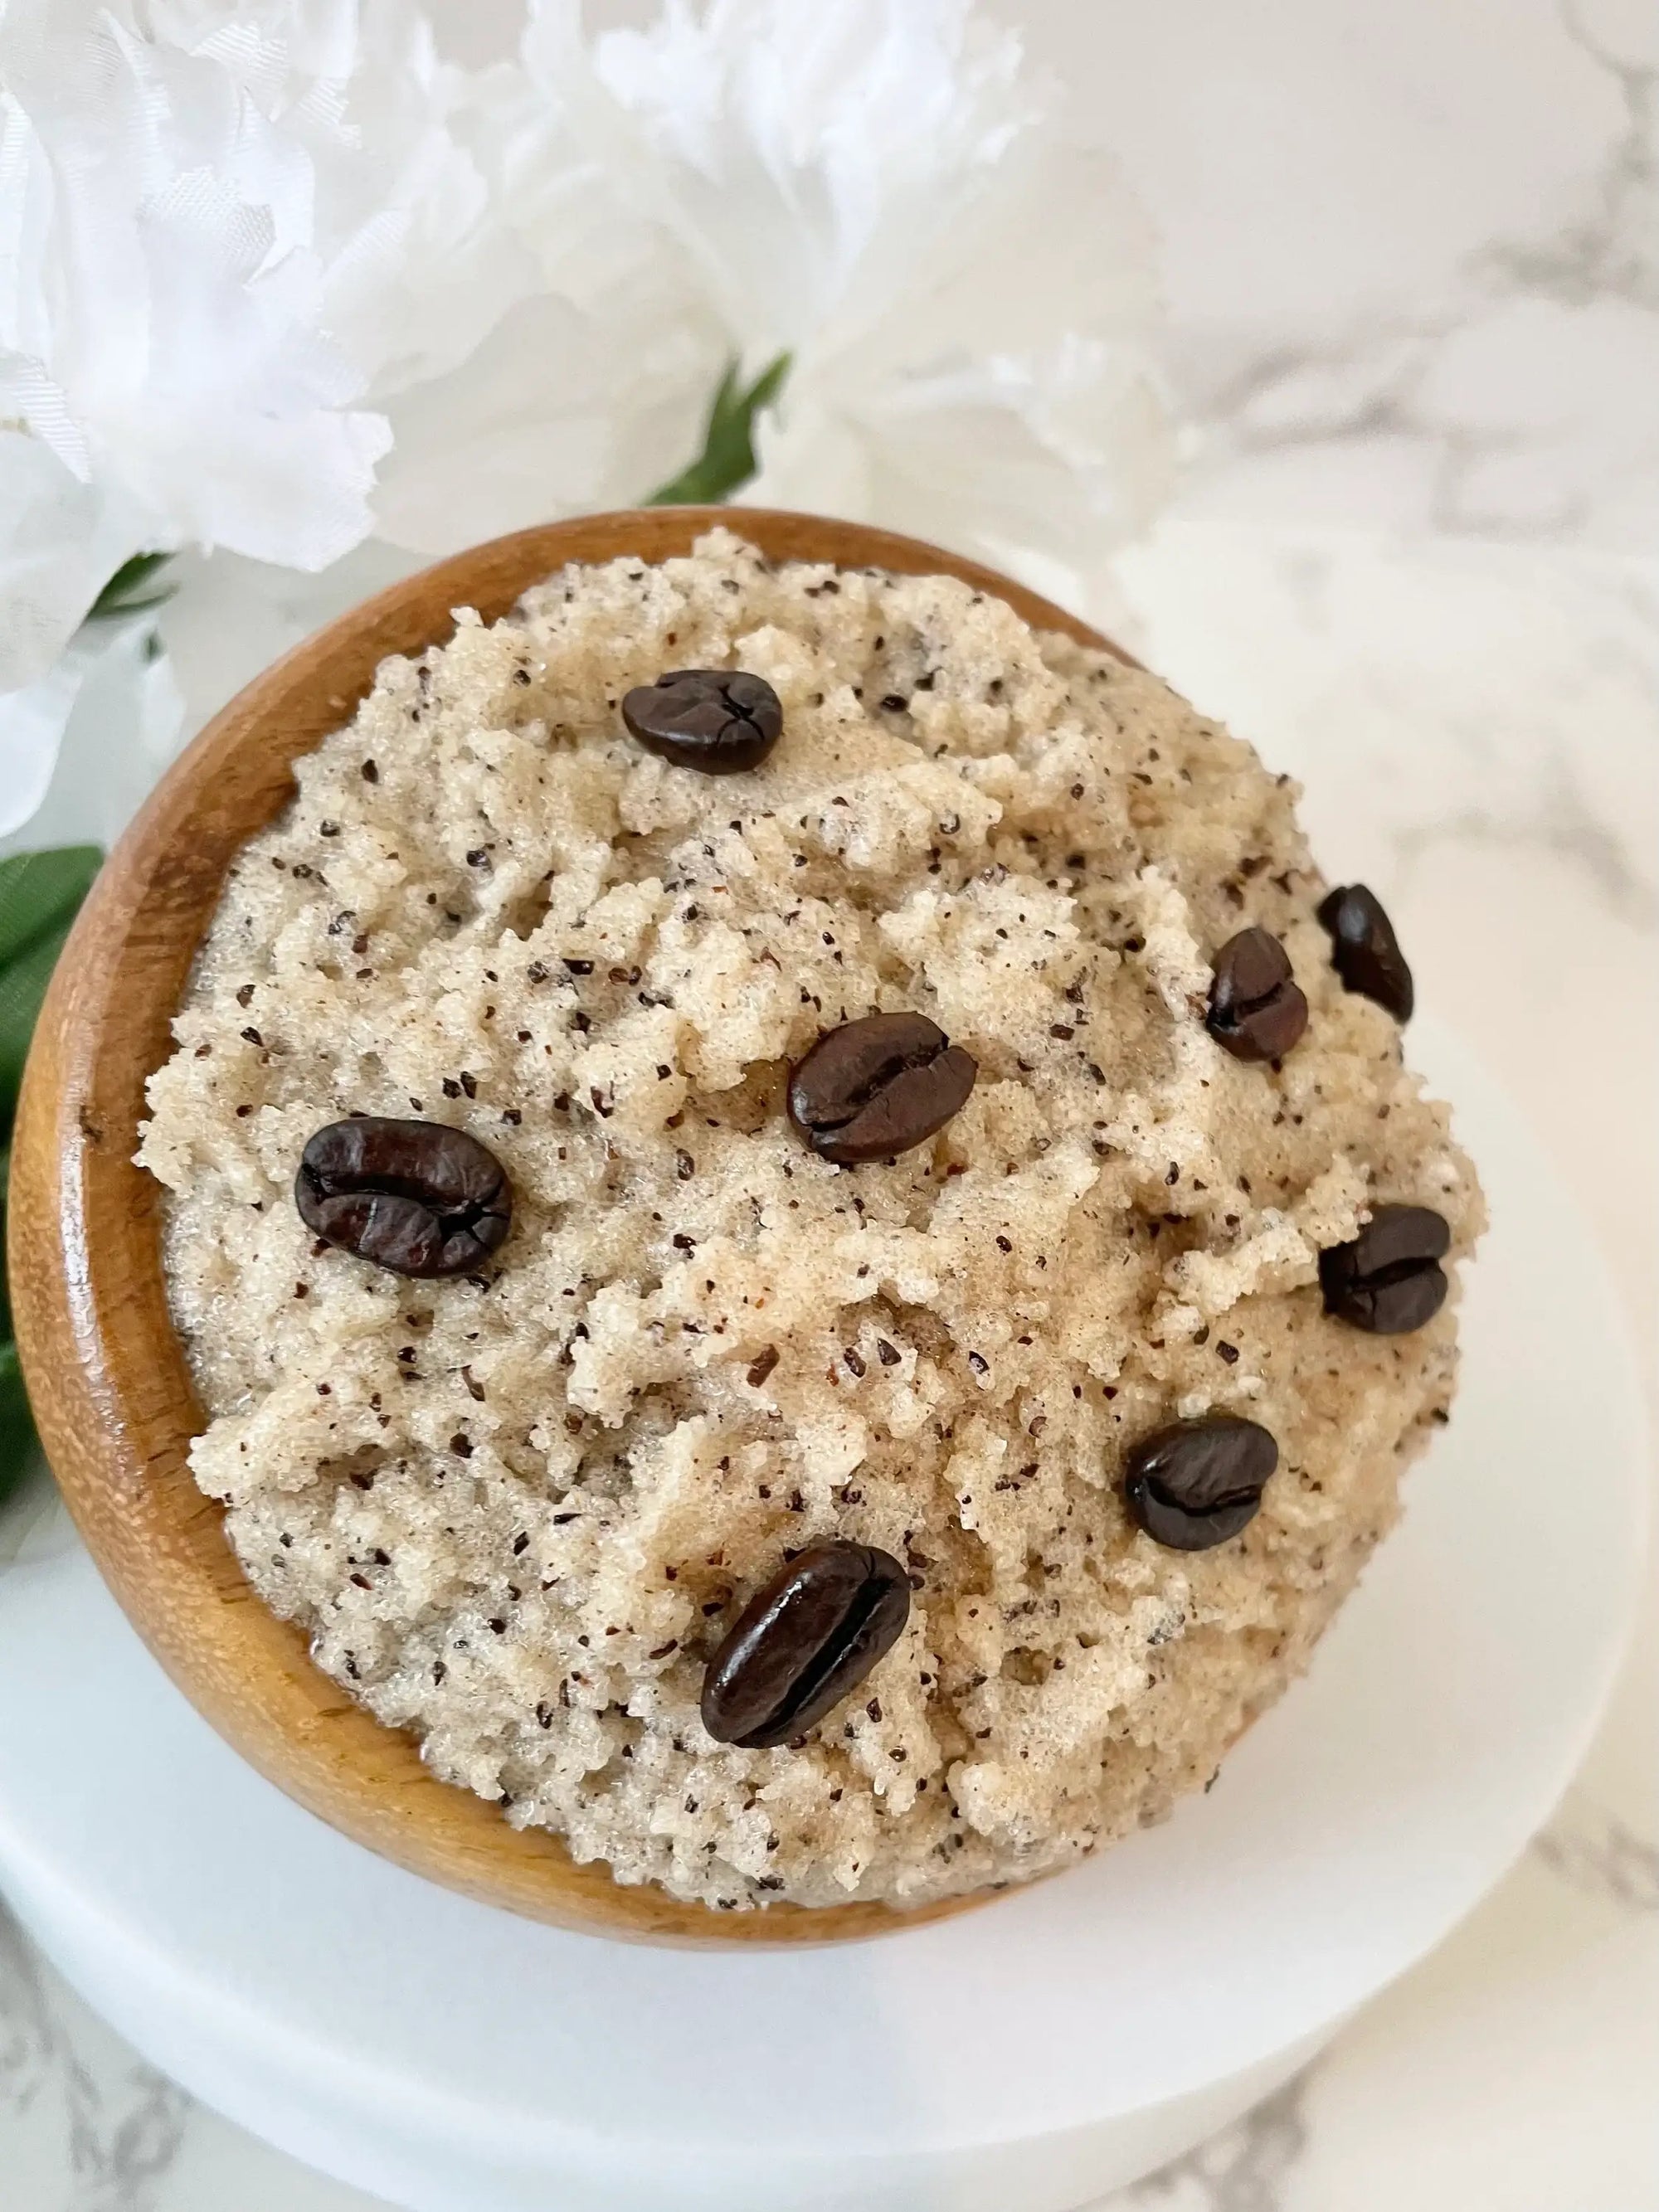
top-left (0, 1140), bottom-right (23, 1499)
top-left (0, 848), bottom-right (97, 1499)
top-left (0, 1140), bottom-right (10, 1340)
top-left (0, 846), bottom-right (100, 1135)
top-left (0, 1338), bottom-right (32, 1504)
top-left (645, 352), bottom-right (792, 507)
top-left (0, 846), bottom-right (102, 971)
top-left (0, 917), bottom-right (73, 1129)
top-left (88, 549), bottom-right (175, 619)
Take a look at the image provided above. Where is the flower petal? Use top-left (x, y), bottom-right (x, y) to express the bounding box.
top-left (0, 425), bottom-right (157, 693)
top-left (569, 0), bottom-right (1033, 361)
top-left (753, 334), bottom-right (1175, 576)
top-left (530, 0), bottom-right (1174, 575)
top-left (0, 615), bottom-right (183, 850)
top-left (373, 292), bottom-right (719, 554)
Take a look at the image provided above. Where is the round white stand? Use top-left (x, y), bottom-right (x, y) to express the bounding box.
top-left (0, 1018), bottom-right (1645, 2212)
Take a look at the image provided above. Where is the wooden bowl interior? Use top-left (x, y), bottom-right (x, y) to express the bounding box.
top-left (8, 508), bottom-right (1118, 1945)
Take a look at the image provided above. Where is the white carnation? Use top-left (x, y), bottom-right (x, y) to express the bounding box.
top-left (524, 0), bottom-right (1174, 577)
top-left (0, 0), bottom-right (392, 575)
top-left (0, 0), bottom-right (672, 831)
top-left (0, 610), bottom-right (184, 851)
top-left (2, 0), bottom-right (1176, 849)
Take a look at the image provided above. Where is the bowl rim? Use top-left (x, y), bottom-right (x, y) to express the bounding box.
top-left (7, 505), bottom-right (1127, 1947)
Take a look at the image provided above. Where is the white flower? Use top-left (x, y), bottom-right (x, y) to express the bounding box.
top-left (369, 288), bottom-right (716, 555)
top-left (364, 21), bottom-right (718, 555)
top-left (525, 0), bottom-right (1173, 580)
top-left (3, 0), bottom-right (1178, 855)
top-left (0, 427), bottom-right (177, 839)
top-left (0, 0), bottom-right (392, 573)
top-left (151, 535), bottom-right (422, 756)
top-left (0, 430), bottom-right (153, 696)
top-left (0, 611), bottom-right (183, 851)
top-left (0, 0), bottom-right (689, 839)
top-left (0, 0), bottom-right (387, 836)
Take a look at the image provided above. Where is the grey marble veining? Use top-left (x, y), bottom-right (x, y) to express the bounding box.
top-left (1486, 2), bottom-right (1659, 313)
top-left (0, 1908), bottom-right (190, 2212)
top-left (1534, 1801), bottom-right (1659, 1913)
top-left (1388, 780), bottom-right (1659, 933)
top-left (1159, 0), bottom-right (1659, 550)
top-left (1121, 2076), bottom-right (1310, 2212)
top-left (0, 1905), bottom-right (56, 2128)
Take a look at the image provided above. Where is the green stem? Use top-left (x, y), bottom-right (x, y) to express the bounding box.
top-left (87, 549), bottom-right (176, 619)
top-left (645, 352), bottom-right (792, 507)
top-left (0, 845), bottom-right (102, 1500)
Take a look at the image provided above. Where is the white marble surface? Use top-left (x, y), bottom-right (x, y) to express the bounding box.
top-left (3, 0), bottom-right (1657, 2203)
top-left (1039, 0), bottom-right (1659, 557)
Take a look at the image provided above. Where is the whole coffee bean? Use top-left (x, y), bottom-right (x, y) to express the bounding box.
top-left (1319, 1203), bottom-right (1450, 1334)
top-left (1206, 927), bottom-right (1309, 1061)
top-left (701, 1541), bottom-right (911, 1749)
top-left (789, 1012), bottom-right (977, 1164)
top-left (295, 1117), bottom-right (511, 1279)
top-left (620, 668), bottom-right (783, 773)
top-left (1317, 884), bottom-right (1413, 1022)
top-left (1123, 1416), bottom-right (1279, 1552)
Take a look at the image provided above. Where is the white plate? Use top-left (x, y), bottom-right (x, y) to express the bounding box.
top-left (0, 1014), bottom-right (1645, 2211)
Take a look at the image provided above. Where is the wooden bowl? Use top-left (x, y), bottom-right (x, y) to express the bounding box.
top-left (8, 507), bottom-right (1123, 1945)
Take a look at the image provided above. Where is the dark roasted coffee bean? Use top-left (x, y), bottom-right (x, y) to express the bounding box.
top-left (1320, 1203), bottom-right (1450, 1334)
top-left (1317, 884), bottom-right (1413, 1021)
top-left (700, 1541), bottom-right (911, 1748)
top-left (1206, 927), bottom-right (1309, 1061)
top-left (788, 1012), bottom-right (977, 1164)
top-left (1123, 1416), bottom-right (1279, 1552)
top-left (295, 1117), bottom-right (511, 1279)
top-left (620, 668), bottom-right (783, 773)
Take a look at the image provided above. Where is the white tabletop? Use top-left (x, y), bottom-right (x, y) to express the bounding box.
top-left (3, 0), bottom-right (1656, 2204)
